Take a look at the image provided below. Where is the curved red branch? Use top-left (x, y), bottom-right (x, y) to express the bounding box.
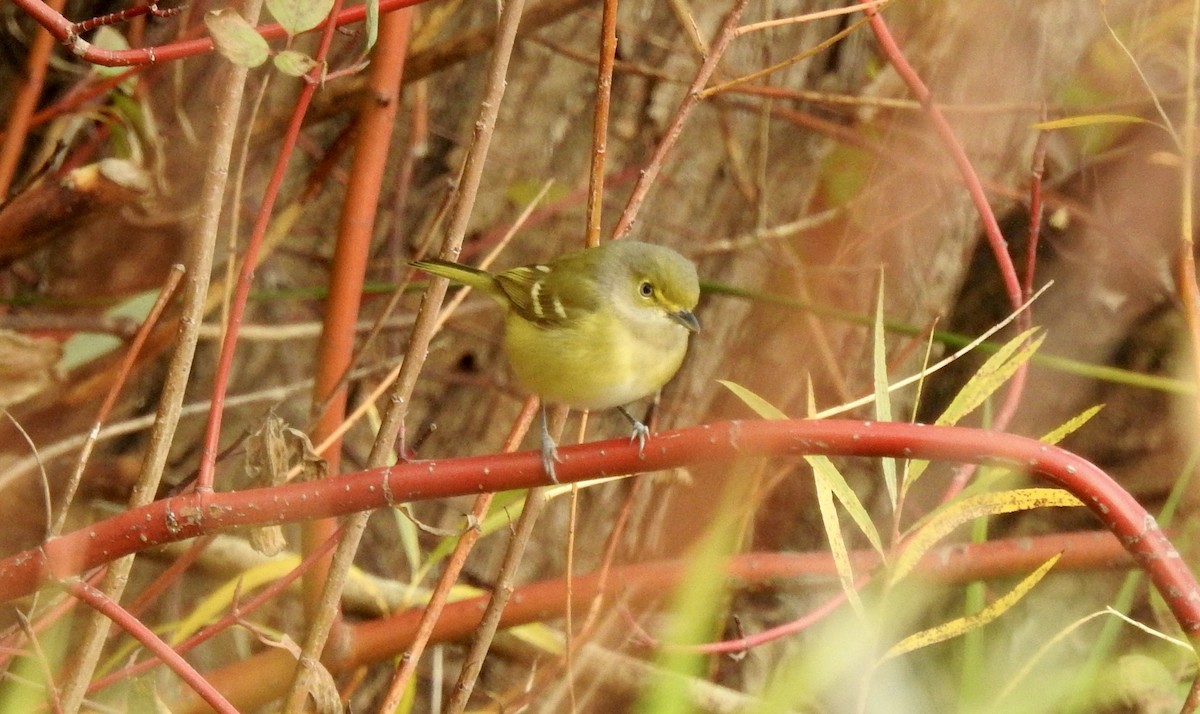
top-left (2, 419), bottom-right (1197, 643)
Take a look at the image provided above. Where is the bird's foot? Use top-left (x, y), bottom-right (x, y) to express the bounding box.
top-left (540, 413), bottom-right (561, 483)
top-left (629, 420), bottom-right (649, 459)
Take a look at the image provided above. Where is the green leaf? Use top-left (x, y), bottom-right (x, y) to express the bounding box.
top-left (871, 276), bottom-right (898, 507)
top-left (504, 178), bottom-right (569, 207)
top-left (819, 141), bottom-right (875, 207)
top-left (205, 9), bottom-right (270, 68)
top-left (807, 455), bottom-right (884, 557)
top-left (59, 288), bottom-right (157, 371)
top-left (273, 49), bottom-right (318, 77)
top-left (89, 27), bottom-right (132, 78)
top-left (719, 379), bottom-right (789, 420)
top-left (883, 553), bottom-right (1061, 660)
top-left (364, 0), bottom-right (380, 52)
top-left (892, 488), bottom-right (1082, 583)
top-left (266, 0), bottom-right (334, 35)
top-left (635, 496), bottom-right (742, 714)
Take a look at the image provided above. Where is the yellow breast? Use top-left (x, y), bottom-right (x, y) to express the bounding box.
top-left (503, 309), bottom-right (690, 410)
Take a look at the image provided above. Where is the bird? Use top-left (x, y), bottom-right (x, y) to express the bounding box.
top-left (410, 240), bottom-right (701, 481)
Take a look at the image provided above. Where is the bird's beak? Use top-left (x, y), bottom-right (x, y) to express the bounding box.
top-left (671, 309), bottom-right (701, 333)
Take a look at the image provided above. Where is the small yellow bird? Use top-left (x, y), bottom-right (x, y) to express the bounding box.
top-left (411, 240), bottom-right (701, 480)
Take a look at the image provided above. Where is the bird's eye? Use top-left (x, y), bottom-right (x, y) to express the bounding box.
top-left (638, 281), bottom-right (654, 298)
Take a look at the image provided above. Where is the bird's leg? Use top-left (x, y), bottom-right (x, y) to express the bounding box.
top-left (617, 406), bottom-right (650, 458)
top-left (539, 404), bottom-right (561, 483)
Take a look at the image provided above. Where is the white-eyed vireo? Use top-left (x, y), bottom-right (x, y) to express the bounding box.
top-left (411, 240), bottom-right (701, 481)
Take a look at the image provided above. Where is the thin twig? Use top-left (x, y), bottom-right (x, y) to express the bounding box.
top-left (1178, 0), bottom-right (1200, 476)
top-left (1023, 133), bottom-right (1048, 302)
top-left (377, 399), bottom-right (538, 712)
top-left (10, 0), bottom-right (427, 67)
top-left (84, 527), bottom-right (342, 699)
top-left (51, 264), bottom-right (184, 536)
top-left (734, 0), bottom-right (886, 36)
top-left (446, 484), bottom-right (549, 713)
top-left (859, 1), bottom-right (1021, 313)
top-left (64, 578), bottom-right (238, 714)
top-left (700, 15), bottom-right (871, 101)
top-left (611, 0), bottom-right (751, 240)
top-left (0, 0), bottom-right (66, 195)
top-left (584, 0), bottom-right (619, 247)
top-left (14, 610), bottom-right (63, 714)
top-left (54, 0), bottom-right (261, 703)
top-left (194, 0), bottom-right (346, 494)
top-left (279, 6), bottom-right (414, 712)
top-left (289, 0), bottom-right (528, 708)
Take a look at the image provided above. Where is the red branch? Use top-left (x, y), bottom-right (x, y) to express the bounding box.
top-left (65, 579), bottom-right (237, 713)
top-left (341, 529), bottom-right (1130, 668)
top-left (3, 419), bottom-right (1198, 642)
top-left (11, 0), bottom-right (430, 66)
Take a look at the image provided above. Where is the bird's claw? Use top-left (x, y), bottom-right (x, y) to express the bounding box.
top-left (540, 416), bottom-right (562, 483)
top-left (629, 420), bottom-right (649, 459)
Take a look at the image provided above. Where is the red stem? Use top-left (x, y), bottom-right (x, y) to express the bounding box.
top-left (344, 529), bottom-right (1131, 665)
top-left (4, 419), bottom-right (1198, 644)
top-left (0, 0), bottom-right (66, 195)
top-left (84, 526), bottom-right (342, 697)
top-left (10, 0), bottom-right (430, 67)
top-left (193, 0), bottom-right (347, 492)
top-left (65, 579), bottom-right (237, 713)
top-left (860, 1), bottom-right (1022, 313)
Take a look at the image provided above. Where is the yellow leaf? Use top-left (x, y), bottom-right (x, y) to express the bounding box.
top-left (884, 553), bottom-right (1061, 660)
top-left (936, 329), bottom-right (1043, 427)
top-left (1039, 404), bottom-right (1103, 445)
top-left (719, 379), bottom-right (788, 420)
top-left (814, 473), bottom-right (865, 619)
top-left (1032, 114), bottom-right (1151, 130)
top-left (893, 489), bottom-right (1081, 583)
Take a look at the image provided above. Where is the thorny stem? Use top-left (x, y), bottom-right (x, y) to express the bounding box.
top-left (11, 0), bottom-right (428, 67)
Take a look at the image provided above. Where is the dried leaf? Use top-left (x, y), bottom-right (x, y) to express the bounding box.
top-left (0, 330), bottom-right (61, 407)
top-left (243, 413), bottom-right (326, 486)
top-left (242, 414), bottom-right (325, 555)
top-left (1032, 114), bottom-right (1151, 130)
